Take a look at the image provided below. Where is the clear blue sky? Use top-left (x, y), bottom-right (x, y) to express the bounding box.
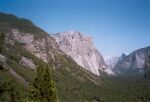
top-left (0, 0), bottom-right (150, 56)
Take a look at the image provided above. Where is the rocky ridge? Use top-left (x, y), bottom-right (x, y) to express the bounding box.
top-left (53, 31), bottom-right (107, 76)
top-left (113, 46), bottom-right (150, 74)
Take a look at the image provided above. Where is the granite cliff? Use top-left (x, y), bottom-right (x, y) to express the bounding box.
top-left (113, 46), bottom-right (150, 74)
top-left (53, 31), bottom-right (107, 76)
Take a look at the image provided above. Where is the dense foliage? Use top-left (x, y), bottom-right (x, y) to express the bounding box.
top-left (0, 12), bottom-right (47, 38)
top-left (144, 55), bottom-right (150, 79)
top-left (0, 67), bottom-right (26, 102)
top-left (0, 32), bottom-right (5, 52)
top-left (97, 74), bottom-right (150, 102)
top-left (29, 63), bottom-right (59, 102)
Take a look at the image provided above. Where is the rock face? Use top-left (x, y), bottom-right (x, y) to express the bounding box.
top-left (104, 56), bottom-right (119, 69)
top-left (53, 31), bottom-right (106, 76)
top-left (0, 54), bottom-right (7, 70)
top-left (7, 29), bottom-right (106, 76)
top-left (0, 54), bottom-right (6, 63)
top-left (7, 29), bottom-right (59, 63)
top-left (104, 56), bottom-right (120, 75)
top-left (20, 57), bottom-right (36, 70)
top-left (113, 46), bottom-right (150, 74)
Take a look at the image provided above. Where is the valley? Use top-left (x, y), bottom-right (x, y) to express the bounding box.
top-left (0, 12), bottom-right (149, 102)
top-left (99, 74), bottom-right (150, 102)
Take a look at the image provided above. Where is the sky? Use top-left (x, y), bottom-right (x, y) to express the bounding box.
top-left (0, 0), bottom-right (150, 56)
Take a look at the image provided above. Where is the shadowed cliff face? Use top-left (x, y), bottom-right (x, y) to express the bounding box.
top-left (113, 46), bottom-right (150, 74)
top-left (53, 31), bottom-right (107, 76)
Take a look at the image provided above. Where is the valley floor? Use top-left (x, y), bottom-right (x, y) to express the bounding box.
top-left (1, 68), bottom-right (150, 102)
top-left (97, 74), bottom-right (150, 102)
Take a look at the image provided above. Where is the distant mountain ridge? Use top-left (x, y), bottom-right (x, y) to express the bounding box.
top-left (113, 46), bottom-right (150, 74)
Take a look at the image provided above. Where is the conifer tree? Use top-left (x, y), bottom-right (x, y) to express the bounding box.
top-left (144, 55), bottom-right (150, 79)
top-left (0, 32), bottom-right (5, 52)
top-left (29, 63), bottom-right (59, 102)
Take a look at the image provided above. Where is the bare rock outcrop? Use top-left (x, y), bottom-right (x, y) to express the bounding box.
top-left (20, 56), bottom-right (36, 70)
top-left (53, 31), bottom-right (106, 76)
top-left (6, 29), bottom-right (59, 63)
top-left (0, 54), bottom-right (7, 70)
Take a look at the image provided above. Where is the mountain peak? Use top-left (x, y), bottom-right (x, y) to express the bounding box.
top-left (54, 31), bottom-right (93, 47)
top-left (59, 30), bottom-right (84, 38)
top-left (66, 30), bottom-right (80, 34)
top-left (53, 31), bottom-right (106, 76)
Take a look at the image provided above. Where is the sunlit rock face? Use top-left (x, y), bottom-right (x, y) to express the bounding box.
top-left (104, 56), bottom-right (119, 69)
top-left (104, 56), bottom-right (120, 75)
top-left (6, 29), bottom-right (59, 63)
top-left (53, 31), bottom-right (106, 76)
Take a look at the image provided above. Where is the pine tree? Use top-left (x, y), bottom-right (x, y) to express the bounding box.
top-left (41, 65), bottom-right (59, 102)
top-left (0, 32), bottom-right (5, 52)
top-left (29, 63), bottom-right (59, 102)
top-left (144, 55), bottom-right (150, 79)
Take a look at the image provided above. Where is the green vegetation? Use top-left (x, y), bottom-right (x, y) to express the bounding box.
top-left (55, 69), bottom-right (150, 102)
top-left (0, 12), bottom-right (150, 102)
top-left (8, 61), bottom-right (35, 82)
top-left (144, 55), bottom-right (150, 79)
top-left (97, 74), bottom-right (150, 102)
top-left (0, 67), bottom-right (26, 102)
top-left (0, 12), bottom-right (47, 38)
top-left (0, 32), bottom-right (5, 52)
top-left (0, 12), bottom-right (102, 102)
top-left (29, 63), bottom-right (59, 102)
top-left (1, 38), bottom-right (150, 102)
